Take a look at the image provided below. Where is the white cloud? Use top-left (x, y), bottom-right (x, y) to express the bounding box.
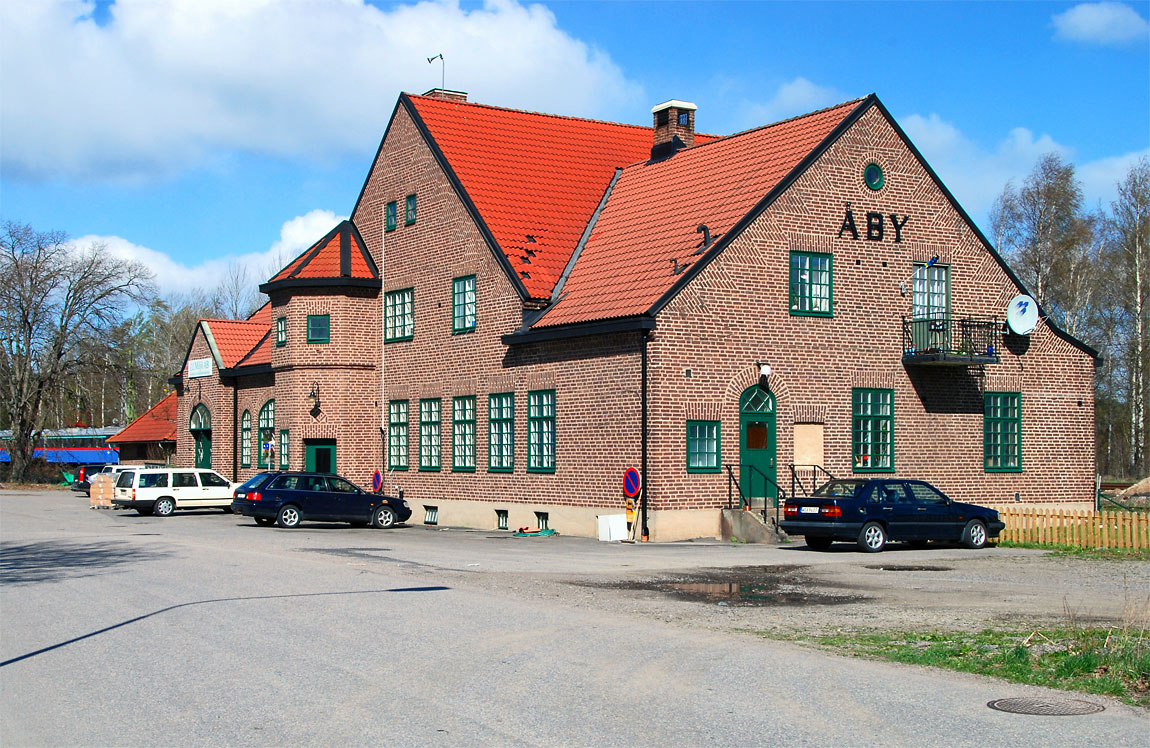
top-left (738, 77), bottom-right (843, 128)
top-left (74, 208), bottom-right (346, 297)
top-left (1053, 2), bottom-right (1150, 45)
top-left (0, 0), bottom-right (641, 182)
top-left (901, 112), bottom-right (1147, 229)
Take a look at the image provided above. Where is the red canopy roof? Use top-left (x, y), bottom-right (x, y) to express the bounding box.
top-left (268, 220), bottom-right (377, 284)
top-left (107, 392), bottom-right (177, 444)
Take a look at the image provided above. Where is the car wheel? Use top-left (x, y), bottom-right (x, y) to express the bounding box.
top-left (857, 522), bottom-right (887, 553)
top-left (372, 506), bottom-right (397, 529)
top-left (806, 536), bottom-right (833, 551)
top-left (254, 517), bottom-right (274, 527)
top-left (153, 497), bottom-right (175, 517)
top-left (276, 505), bottom-right (301, 528)
top-left (962, 519), bottom-right (988, 549)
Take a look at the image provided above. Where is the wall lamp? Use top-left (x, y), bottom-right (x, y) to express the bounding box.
top-left (308, 382), bottom-right (321, 413)
top-left (756, 361), bottom-right (772, 393)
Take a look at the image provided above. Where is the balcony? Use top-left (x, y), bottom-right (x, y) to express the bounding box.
top-left (901, 315), bottom-right (1002, 366)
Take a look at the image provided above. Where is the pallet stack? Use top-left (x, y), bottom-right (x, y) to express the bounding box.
top-left (89, 474), bottom-right (115, 509)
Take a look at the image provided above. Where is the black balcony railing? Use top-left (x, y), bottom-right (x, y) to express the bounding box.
top-left (901, 315), bottom-right (1002, 366)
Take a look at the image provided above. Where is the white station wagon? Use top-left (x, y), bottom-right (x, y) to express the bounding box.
top-left (111, 468), bottom-right (238, 516)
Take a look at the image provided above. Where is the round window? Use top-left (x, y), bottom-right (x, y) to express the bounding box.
top-left (864, 162), bottom-right (884, 191)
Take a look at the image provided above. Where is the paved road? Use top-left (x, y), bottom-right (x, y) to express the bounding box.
top-left (1, 490), bottom-right (1145, 747)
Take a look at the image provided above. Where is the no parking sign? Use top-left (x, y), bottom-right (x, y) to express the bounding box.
top-left (623, 467), bottom-right (640, 524)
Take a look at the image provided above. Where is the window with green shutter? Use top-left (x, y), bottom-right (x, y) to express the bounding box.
top-left (453, 396), bottom-right (476, 472)
top-left (385, 289), bottom-right (414, 342)
top-left (453, 275), bottom-right (476, 333)
top-left (528, 390), bottom-right (555, 473)
top-left (686, 420), bottom-right (720, 473)
top-left (789, 251), bottom-right (833, 317)
top-left (488, 393), bottom-right (514, 472)
top-left (257, 400), bottom-right (276, 468)
top-left (306, 314), bottom-right (329, 344)
top-left (388, 400), bottom-right (408, 470)
top-left (405, 194), bottom-right (417, 225)
top-left (985, 392), bottom-right (1021, 472)
top-left (419, 399), bottom-right (441, 471)
top-left (279, 430), bottom-right (289, 469)
top-left (385, 201), bottom-right (397, 232)
top-left (852, 389), bottom-right (893, 472)
top-left (240, 411), bottom-right (251, 467)
top-left (275, 317), bottom-right (286, 346)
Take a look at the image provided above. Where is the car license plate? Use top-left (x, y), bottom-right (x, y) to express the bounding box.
top-left (800, 506), bottom-right (819, 514)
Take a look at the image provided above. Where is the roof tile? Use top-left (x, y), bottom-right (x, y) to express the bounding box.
top-left (106, 392), bottom-right (177, 444)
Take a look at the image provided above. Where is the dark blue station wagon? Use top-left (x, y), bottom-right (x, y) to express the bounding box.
top-left (231, 472), bottom-right (412, 529)
top-left (780, 478), bottom-right (1005, 553)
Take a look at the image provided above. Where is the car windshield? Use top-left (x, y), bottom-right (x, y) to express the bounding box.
top-left (812, 479), bottom-right (868, 497)
top-left (239, 473), bottom-right (273, 490)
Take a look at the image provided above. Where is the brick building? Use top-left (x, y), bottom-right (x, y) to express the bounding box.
top-left (174, 90), bottom-right (1098, 541)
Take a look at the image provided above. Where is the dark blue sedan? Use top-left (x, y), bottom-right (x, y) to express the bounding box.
top-left (231, 472), bottom-right (412, 529)
top-left (780, 478), bottom-right (1005, 552)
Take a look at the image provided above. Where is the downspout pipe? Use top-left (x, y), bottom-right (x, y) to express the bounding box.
top-left (232, 385), bottom-right (238, 482)
top-left (640, 330), bottom-right (650, 542)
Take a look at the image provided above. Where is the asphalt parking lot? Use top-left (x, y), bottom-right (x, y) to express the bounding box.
top-left (2, 489), bottom-right (1147, 747)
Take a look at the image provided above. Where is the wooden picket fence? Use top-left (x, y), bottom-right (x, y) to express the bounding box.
top-left (997, 507), bottom-right (1150, 549)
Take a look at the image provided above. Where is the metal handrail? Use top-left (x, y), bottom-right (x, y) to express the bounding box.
top-left (726, 463), bottom-right (787, 526)
top-left (901, 314), bottom-right (1002, 361)
top-left (790, 464), bottom-right (835, 498)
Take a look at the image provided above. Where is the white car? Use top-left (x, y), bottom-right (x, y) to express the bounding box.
top-left (111, 468), bottom-right (238, 516)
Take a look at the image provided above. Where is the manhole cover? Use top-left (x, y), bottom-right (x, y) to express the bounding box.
top-left (987, 697), bottom-right (1104, 716)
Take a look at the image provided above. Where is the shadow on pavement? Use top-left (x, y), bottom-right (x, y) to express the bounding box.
top-left (0, 540), bottom-right (171, 585)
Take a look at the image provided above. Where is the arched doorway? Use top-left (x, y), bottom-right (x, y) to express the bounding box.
top-left (190, 404), bottom-right (212, 469)
top-left (739, 385), bottom-right (777, 503)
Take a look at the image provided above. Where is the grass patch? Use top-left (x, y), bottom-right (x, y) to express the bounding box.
top-left (997, 541), bottom-right (1150, 561)
top-left (772, 626), bottom-right (1149, 707)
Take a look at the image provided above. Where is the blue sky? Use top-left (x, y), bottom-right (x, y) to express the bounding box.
top-left (1, 0), bottom-right (1147, 295)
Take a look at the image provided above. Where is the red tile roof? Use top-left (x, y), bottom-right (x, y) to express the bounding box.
top-left (408, 94), bottom-right (717, 300)
top-left (534, 99), bottom-right (863, 327)
top-left (236, 329), bottom-right (272, 367)
top-left (248, 301), bottom-right (272, 325)
top-left (107, 392), bottom-right (177, 444)
top-left (203, 319), bottom-right (270, 368)
top-left (269, 220), bottom-right (377, 283)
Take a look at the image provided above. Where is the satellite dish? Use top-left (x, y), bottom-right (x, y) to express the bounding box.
top-left (1006, 294), bottom-right (1039, 335)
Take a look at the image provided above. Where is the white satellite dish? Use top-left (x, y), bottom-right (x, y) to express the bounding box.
top-left (1006, 294), bottom-right (1039, 335)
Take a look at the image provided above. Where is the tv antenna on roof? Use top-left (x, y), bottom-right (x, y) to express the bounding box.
top-left (427, 53), bottom-right (444, 90)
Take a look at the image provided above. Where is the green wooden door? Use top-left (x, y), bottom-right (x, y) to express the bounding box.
top-left (305, 441), bottom-right (336, 474)
top-left (739, 386), bottom-right (777, 503)
top-left (193, 431), bottom-right (211, 469)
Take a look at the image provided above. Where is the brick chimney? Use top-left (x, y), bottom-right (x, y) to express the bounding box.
top-left (651, 99), bottom-right (697, 153)
top-left (423, 88), bottom-right (468, 103)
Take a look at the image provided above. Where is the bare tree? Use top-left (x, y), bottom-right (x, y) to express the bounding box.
top-left (0, 222), bottom-right (153, 481)
top-left (214, 261), bottom-right (262, 320)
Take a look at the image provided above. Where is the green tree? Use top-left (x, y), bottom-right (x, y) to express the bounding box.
top-left (0, 222), bottom-right (153, 481)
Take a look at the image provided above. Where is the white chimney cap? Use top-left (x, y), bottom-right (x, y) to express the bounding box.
top-left (651, 99), bottom-right (697, 114)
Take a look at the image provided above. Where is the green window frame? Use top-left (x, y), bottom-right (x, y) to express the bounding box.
top-left (240, 410), bottom-right (251, 468)
top-left (528, 390), bottom-right (555, 473)
top-left (257, 400), bottom-right (276, 468)
top-left (388, 400), bottom-right (409, 470)
top-left (452, 275), bottom-right (476, 334)
top-left (385, 201), bottom-right (397, 232)
top-left (488, 393), bottom-right (514, 472)
top-left (686, 420), bottom-right (721, 473)
top-left (275, 317), bottom-right (286, 346)
top-left (985, 392), bottom-right (1022, 472)
top-left (385, 288), bottom-right (414, 342)
top-left (419, 398), bottom-right (441, 471)
top-left (852, 388), bottom-right (893, 472)
top-left (306, 314), bottom-right (330, 344)
top-left (279, 430), bottom-right (289, 469)
top-left (452, 396), bottom-right (476, 472)
top-left (789, 251), bottom-right (833, 317)
top-left (405, 194), bottom-right (417, 225)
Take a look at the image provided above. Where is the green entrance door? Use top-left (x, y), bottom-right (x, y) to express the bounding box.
top-left (739, 386), bottom-right (777, 503)
top-left (190, 404), bottom-right (212, 469)
top-left (305, 440), bottom-right (337, 474)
